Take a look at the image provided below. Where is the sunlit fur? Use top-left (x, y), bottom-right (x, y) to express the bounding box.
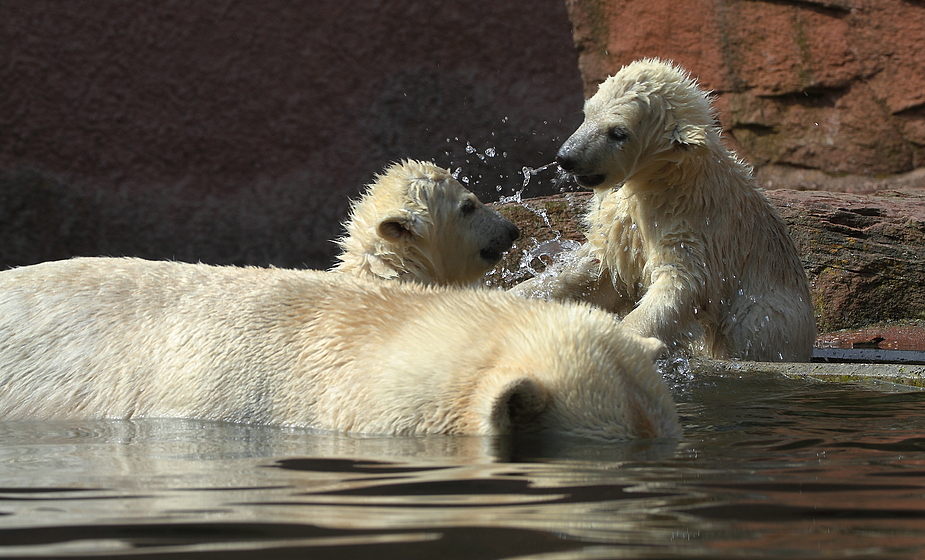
top-left (332, 160), bottom-right (518, 286)
top-left (513, 59), bottom-right (815, 362)
top-left (0, 257), bottom-right (679, 440)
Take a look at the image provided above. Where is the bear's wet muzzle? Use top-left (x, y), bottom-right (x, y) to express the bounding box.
top-left (557, 136), bottom-right (608, 189)
top-left (480, 220), bottom-right (520, 263)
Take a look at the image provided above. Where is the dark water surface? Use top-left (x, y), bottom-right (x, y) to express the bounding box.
top-left (2, 370), bottom-right (925, 559)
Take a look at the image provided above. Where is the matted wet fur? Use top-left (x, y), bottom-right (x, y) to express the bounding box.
top-left (0, 257), bottom-right (679, 440)
top-left (332, 160), bottom-right (519, 286)
top-left (513, 59), bottom-right (814, 362)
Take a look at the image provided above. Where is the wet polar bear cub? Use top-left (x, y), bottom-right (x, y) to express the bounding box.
top-left (332, 160), bottom-right (519, 286)
top-left (513, 58), bottom-right (814, 362)
top-left (0, 258), bottom-right (679, 440)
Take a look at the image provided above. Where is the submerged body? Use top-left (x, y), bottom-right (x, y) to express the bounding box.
top-left (0, 258), bottom-right (679, 440)
top-left (514, 59), bottom-right (814, 362)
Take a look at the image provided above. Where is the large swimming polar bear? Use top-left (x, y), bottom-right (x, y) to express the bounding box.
top-left (332, 160), bottom-right (520, 286)
top-left (513, 58), bottom-right (815, 362)
top-left (0, 257), bottom-right (680, 440)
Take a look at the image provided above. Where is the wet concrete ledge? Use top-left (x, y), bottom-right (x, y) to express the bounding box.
top-left (693, 359), bottom-right (925, 389)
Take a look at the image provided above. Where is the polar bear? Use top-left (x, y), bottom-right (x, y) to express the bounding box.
top-left (331, 160), bottom-right (520, 286)
top-left (513, 59), bottom-right (815, 362)
top-left (0, 257), bottom-right (679, 440)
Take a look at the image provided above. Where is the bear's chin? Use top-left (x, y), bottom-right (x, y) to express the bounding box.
top-left (575, 174), bottom-right (607, 188)
top-left (479, 247), bottom-right (503, 263)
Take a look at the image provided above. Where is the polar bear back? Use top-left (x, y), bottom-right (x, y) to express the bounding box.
top-left (0, 258), bottom-right (679, 439)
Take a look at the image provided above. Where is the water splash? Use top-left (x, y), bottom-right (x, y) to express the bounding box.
top-left (522, 162), bottom-right (558, 191)
top-left (443, 140), bottom-right (582, 286)
top-left (496, 162), bottom-right (553, 206)
top-left (516, 237), bottom-right (583, 279)
top-left (657, 355), bottom-right (694, 393)
top-left (490, 162), bottom-right (584, 286)
top-left (446, 141), bottom-right (507, 191)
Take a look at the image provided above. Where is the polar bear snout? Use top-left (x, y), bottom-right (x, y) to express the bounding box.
top-left (480, 219), bottom-right (520, 263)
top-left (557, 131), bottom-right (608, 189)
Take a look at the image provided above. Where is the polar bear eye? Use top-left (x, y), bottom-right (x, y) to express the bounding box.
top-left (460, 199), bottom-right (477, 216)
top-left (608, 127), bottom-right (629, 143)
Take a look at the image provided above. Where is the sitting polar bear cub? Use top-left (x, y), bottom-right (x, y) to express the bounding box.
top-left (0, 258), bottom-right (679, 440)
top-left (513, 58), bottom-right (815, 362)
top-left (332, 160), bottom-right (519, 286)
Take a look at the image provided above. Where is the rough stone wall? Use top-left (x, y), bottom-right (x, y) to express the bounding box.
top-left (490, 189), bottom-right (925, 333)
top-left (1, 0), bottom-right (583, 269)
top-left (564, 0), bottom-right (925, 178)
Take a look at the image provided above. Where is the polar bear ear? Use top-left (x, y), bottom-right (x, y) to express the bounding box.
top-left (669, 121), bottom-right (707, 150)
top-left (479, 372), bottom-right (549, 435)
top-left (377, 211), bottom-right (423, 241)
top-left (378, 218), bottom-right (413, 241)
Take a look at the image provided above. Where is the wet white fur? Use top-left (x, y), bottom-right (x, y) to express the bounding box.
top-left (332, 160), bottom-right (518, 286)
top-left (0, 257), bottom-right (679, 440)
top-left (513, 59), bottom-right (815, 361)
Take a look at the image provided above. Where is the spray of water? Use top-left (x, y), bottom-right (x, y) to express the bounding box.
top-left (445, 132), bottom-right (584, 287)
top-left (657, 355), bottom-right (694, 393)
top-left (495, 162), bottom-right (583, 283)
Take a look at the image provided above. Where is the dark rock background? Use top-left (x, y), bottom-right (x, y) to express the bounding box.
top-left (490, 190), bottom-right (925, 333)
top-left (564, 0), bottom-right (925, 183)
top-left (1, 0), bottom-right (584, 269)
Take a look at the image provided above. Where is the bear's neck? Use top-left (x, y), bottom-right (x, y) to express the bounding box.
top-left (586, 136), bottom-right (755, 270)
top-left (334, 242), bottom-right (438, 285)
top-left (620, 138), bottom-right (752, 201)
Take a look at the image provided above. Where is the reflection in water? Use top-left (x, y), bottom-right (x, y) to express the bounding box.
top-left (1, 372), bottom-right (925, 558)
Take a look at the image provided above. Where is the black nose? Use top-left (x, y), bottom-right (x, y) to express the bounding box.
top-left (556, 145), bottom-right (576, 172)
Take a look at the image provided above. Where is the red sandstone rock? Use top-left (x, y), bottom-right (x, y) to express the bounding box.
top-left (564, 0), bottom-right (925, 175)
top-left (817, 322), bottom-right (925, 351)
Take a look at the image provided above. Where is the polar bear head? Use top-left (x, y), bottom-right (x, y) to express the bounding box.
top-left (459, 301), bottom-right (679, 441)
top-left (350, 286), bottom-right (680, 440)
top-left (333, 160), bottom-right (519, 286)
top-left (556, 58), bottom-right (717, 189)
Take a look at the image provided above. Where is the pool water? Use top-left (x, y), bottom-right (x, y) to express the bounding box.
top-left (2, 369), bottom-right (925, 559)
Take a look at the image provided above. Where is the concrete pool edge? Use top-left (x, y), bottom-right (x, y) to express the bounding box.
top-left (691, 359), bottom-right (925, 389)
